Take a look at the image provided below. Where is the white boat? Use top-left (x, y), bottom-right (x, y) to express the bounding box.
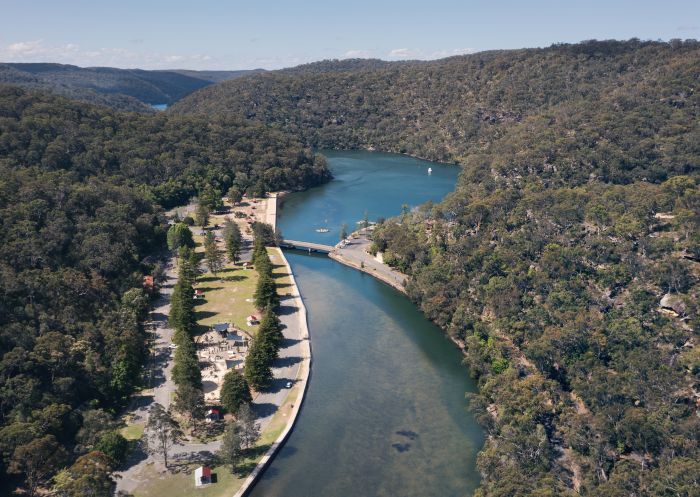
top-left (316, 228), bottom-right (330, 233)
top-left (428, 167), bottom-right (433, 174)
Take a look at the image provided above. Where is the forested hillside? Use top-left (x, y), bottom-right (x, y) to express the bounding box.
top-left (0, 63), bottom-right (263, 111)
top-left (174, 39), bottom-right (698, 181)
top-left (174, 39), bottom-right (700, 496)
top-left (0, 86), bottom-right (330, 207)
top-left (0, 86), bottom-right (329, 494)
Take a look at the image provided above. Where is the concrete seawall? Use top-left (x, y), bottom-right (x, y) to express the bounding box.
top-left (328, 230), bottom-right (408, 295)
top-left (233, 194), bottom-right (407, 496)
top-left (232, 247), bottom-right (311, 497)
top-left (328, 250), bottom-right (407, 295)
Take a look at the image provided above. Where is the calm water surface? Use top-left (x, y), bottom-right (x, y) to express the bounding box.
top-left (277, 150), bottom-right (458, 244)
top-left (250, 151), bottom-right (483, 497)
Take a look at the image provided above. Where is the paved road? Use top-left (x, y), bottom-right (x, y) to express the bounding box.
top-left (116, 253), bottom-right (183, 493)
top-left (252, 250), bottom-right (304, 428)
top-left (332, 232), bottom-right (408, 292)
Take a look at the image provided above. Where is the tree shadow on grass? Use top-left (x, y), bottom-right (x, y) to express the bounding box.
top-left (195, 311), bottom-right (218, 321)
top-left (196, 286), bottom-right (223, 293)
top-left (197, 274), bottom-right (247, 284)
top-left (193, 323), bottom-right (212, 335)
top-left (231, 444), bottom-right (275, 476)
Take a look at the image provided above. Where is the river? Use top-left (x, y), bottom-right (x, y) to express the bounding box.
top-left (250, 151), bottom-right (483, 497)
top-left (276, 150), bottom-right (459, 244)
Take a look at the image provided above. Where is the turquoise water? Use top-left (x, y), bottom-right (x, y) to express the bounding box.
top-left (277, 150), bottom-right (459, 244)
top-left (249, 151), bottom-right (483, 497)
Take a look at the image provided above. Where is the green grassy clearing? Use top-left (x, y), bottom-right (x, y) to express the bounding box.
top-left (133, 384), bottom-right (301, 497)
top-left (121, 422), bottom-right (145, 441)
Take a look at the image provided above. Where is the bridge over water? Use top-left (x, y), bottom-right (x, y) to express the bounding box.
top-left (279, 239), bottom-right (336, 254)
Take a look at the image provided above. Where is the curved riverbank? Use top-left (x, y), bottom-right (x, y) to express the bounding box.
top-left (233, 247), bottom-right (311, 497)
top-left (248, 252), bottom-right (483, 497)
top-left (328, 231), bottom-right (407, 294)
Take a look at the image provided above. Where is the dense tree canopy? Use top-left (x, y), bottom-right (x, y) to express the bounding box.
top-left (2, 37), bottom-right (699, 496)
top-left (175, 39), bottom-right (700, 496)
top-left (0, 86), bottom-right (331, 208)
top-left (175, 39), bottom-right (700, 186)
top-left (0, 85), bottom-right (331, 494)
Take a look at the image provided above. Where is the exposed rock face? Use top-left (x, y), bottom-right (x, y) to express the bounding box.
top-left (660, 293), bottom-right (687, 316)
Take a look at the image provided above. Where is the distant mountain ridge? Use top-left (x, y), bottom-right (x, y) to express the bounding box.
top-left (0, 62), bottom-right (264, 111)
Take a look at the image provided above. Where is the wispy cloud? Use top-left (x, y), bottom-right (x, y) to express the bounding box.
top-left (388, 48), bottom-right (414, 58)
top-left (387, 47), bottom-right (475, 60)
top-left (343, 49), bottom-right (374, 59)
top-left (0, 39), bottom-right (215, 69)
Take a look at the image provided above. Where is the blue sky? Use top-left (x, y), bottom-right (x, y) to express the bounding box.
top-left (1, 0), bottom-right (698, 69)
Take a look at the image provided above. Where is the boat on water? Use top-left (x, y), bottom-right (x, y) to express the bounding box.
top-left (428, 167), bottom-right (433, 174)
top-left (316, 228), bottom-right (330, 233)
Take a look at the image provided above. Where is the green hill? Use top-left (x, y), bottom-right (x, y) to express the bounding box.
top-left (0, 85), bottom-right (329, 494)
top-left (173, 39), bottom-right (700, 496)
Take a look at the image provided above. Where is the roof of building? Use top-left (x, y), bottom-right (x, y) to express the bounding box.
top-left (212, 323), bottom-right (230, 332)
top-left (195, 466), bottom-right (212, 478)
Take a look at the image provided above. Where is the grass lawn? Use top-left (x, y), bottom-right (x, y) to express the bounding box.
top-left (121, 422), bottom-right (145, 441)
top-left (132, 461), bottom-right (247, 497)
top-left (192, 262), bottom-right (260, 336)
top-left (132, 383), bottom-right (301, 497)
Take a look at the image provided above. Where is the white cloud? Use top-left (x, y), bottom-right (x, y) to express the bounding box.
top-left (387, 47), bottom-right (475, 60)
top-left (388, 48), bottom-right (414, 58)
top-left (0, 39), bottom-right (216, 69)
top-left (343, 49), bottom-right (374, 59)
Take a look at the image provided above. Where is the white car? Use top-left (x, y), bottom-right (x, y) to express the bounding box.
top-left (285, 381), bottom-right (293, 388)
